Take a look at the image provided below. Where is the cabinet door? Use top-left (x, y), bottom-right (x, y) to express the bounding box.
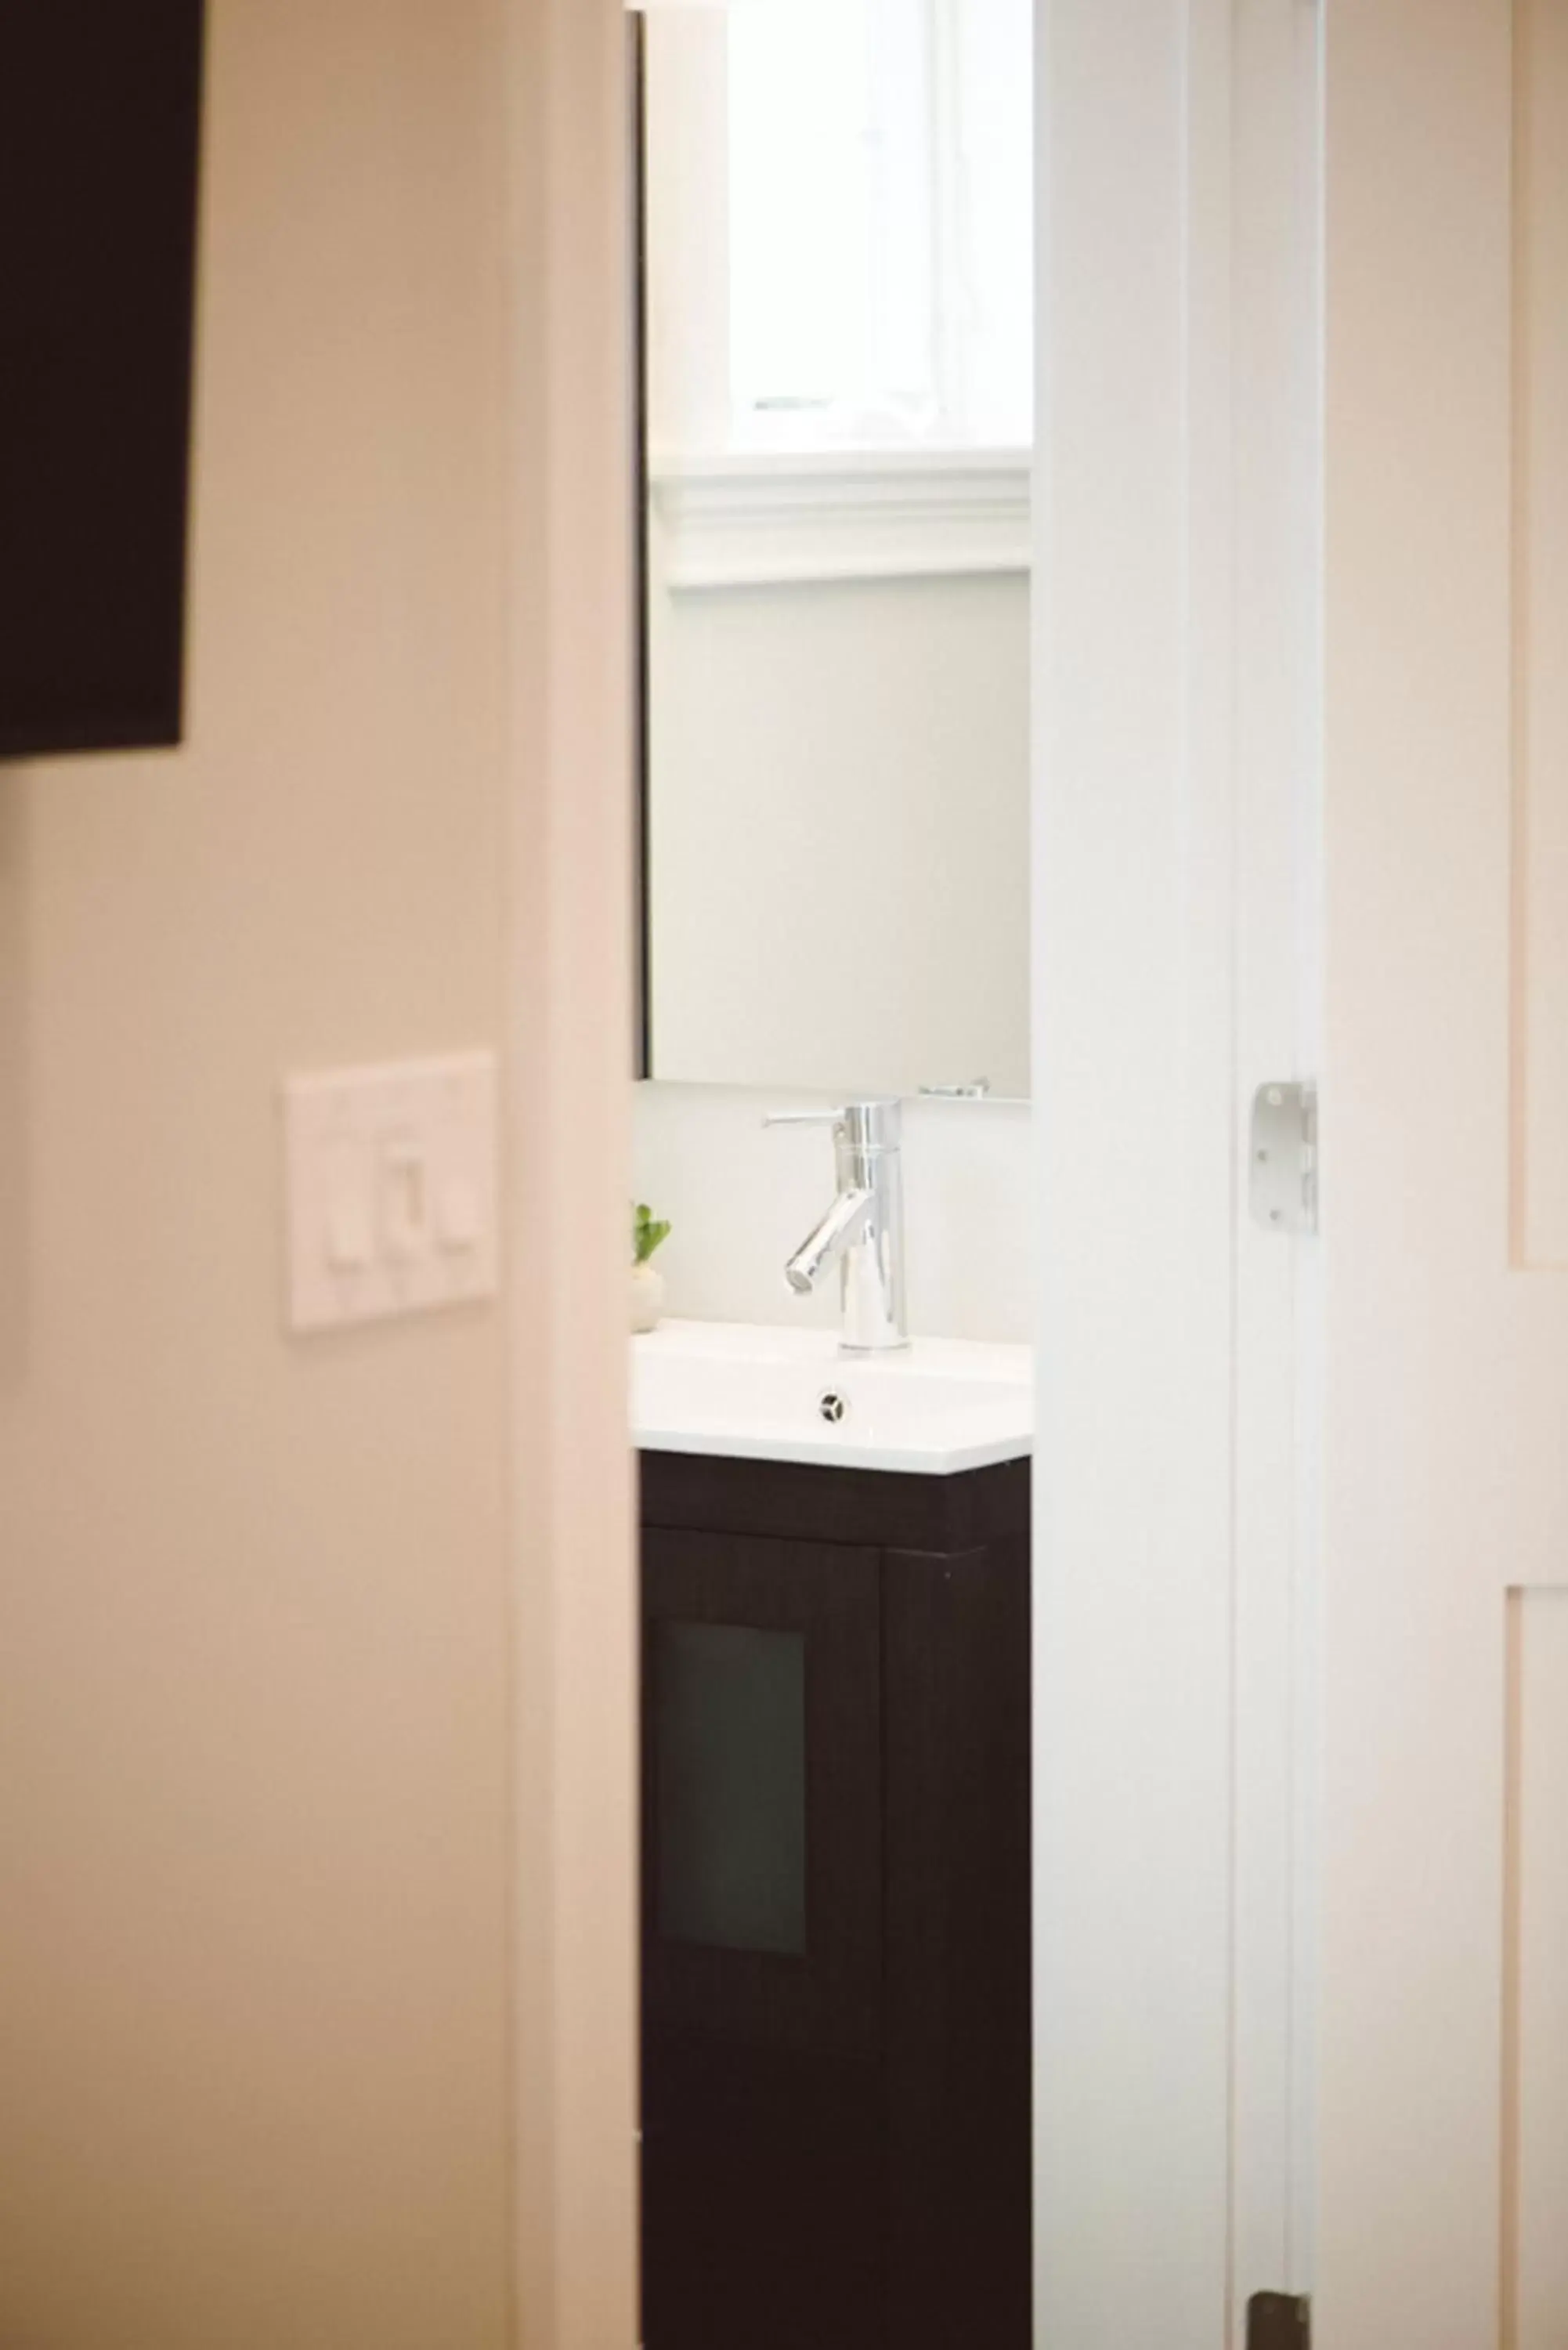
top-left (883, 1539), bottom-right (1032, 2350)
top-left (641, 1528), bottom-right (883, 2350)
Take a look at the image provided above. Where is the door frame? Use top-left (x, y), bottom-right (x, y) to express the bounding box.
top-left (1032, 1), bottom-right (1322, 2338)
top-left (494, 0), bottom-right (1328, 2340)
top-left (500, 2), bottom-right (640, 2346)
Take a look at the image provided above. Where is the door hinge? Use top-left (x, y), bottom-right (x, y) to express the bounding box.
top-left (1248, 2291), bottom-right (1311, 2349)
top-left (1249, 1082), bottom-right (1317, 1235)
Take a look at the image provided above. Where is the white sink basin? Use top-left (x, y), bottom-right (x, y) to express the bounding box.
top-left (632, 1319), bottom-right (1032, 1477)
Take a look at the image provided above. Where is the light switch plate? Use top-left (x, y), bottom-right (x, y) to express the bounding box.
top-left (283, 1052), bottom-right (500, 1334)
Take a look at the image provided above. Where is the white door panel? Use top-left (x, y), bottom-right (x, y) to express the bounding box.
top-left (1035, 0), bottom-right (1318, 2339)
top-left (1033, 0), bottom-right (1237, 2336)
top-left (1511, 1593), bottom-right (1568, 2350)
top-left (1516, 0), bottom-right (1568, 1267)
top-left (1321, 0), bottom-right (1568, 2341)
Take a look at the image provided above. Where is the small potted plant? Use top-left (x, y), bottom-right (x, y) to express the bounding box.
top-left (631, 1202), bottom-right (672, 1334)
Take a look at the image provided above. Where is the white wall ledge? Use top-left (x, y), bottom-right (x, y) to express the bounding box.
top-left (649, 447), bottom-right (1032, 591)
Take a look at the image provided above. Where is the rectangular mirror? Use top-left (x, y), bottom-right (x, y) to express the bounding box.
top-left (638, 0), bottom-right (1032, 1102)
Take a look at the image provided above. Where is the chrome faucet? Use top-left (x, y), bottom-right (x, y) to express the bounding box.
top-left (764, 1099), bottom-right (909, 1353)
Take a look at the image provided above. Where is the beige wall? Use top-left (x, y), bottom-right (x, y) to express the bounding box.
top-left (0, 4), bottom-right (517, 2342)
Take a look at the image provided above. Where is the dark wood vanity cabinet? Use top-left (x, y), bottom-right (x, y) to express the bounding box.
top-left (640, 1451), bottom-right (1031, 2350)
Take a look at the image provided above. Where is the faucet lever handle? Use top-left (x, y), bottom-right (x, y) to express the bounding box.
top-left (765, 1099), bottom-right (904, 1151)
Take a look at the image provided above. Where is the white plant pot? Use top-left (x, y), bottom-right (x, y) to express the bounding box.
top-left (630, 1264), bottom-right (666, 1335)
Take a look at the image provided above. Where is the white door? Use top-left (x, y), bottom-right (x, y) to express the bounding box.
top-left (1320, 0), bottom-right (1568, 2342)
top-left (1035, 0), bottom-right (1321, 2341)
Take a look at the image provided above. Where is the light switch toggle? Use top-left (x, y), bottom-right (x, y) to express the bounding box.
top-left (327, 1194), bottom-right (374, 1274)
top-left (381, 1135), bottom-right (430, 1263)
top-left (439, 1175), bottom-right (482, 1254)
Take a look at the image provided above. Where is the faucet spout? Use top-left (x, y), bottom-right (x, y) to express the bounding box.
top-left (785, 1186), bottom-right (874, 1296)
top-left (764, 1097), bottom-right (909, 1352)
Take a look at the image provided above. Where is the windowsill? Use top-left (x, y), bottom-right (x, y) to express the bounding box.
top-left (647, 447), bottom-right (1031, 591)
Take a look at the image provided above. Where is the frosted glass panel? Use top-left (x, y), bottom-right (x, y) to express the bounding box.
top-left (655, 1622), bottom-right (807, 1955)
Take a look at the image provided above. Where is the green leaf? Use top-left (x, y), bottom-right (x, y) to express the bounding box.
top-left (633, 1202), bottom-right (672, 1267)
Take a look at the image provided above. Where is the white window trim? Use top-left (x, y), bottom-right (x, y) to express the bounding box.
top-left (649, 446), bottom-right (1031, 591)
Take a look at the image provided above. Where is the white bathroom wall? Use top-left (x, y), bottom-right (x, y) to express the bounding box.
top-left (647, 555), bottom-right (1031, 1100)
top-left (632, 1083), bottom-right (1031, 1343)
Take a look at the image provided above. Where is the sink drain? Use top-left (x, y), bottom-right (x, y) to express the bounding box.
top-left (818, 1390), bottom-right (849, 1426)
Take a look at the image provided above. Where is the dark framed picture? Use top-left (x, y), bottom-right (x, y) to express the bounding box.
top-left (0, 2), bottom-right (205, 761)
